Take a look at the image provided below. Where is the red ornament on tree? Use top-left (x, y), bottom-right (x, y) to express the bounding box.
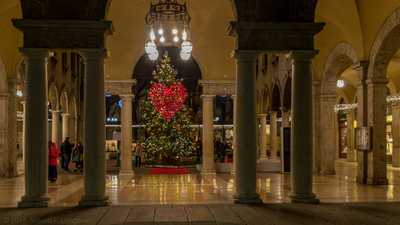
top-left (148, 81), bottom-right (188, 122)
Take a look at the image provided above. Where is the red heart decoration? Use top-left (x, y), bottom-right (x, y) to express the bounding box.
top-left (148, 82), bottom-right (188, 122)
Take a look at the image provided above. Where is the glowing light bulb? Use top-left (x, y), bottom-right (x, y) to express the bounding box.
top-left (337, 79), bottom-right (345, 88)
top-left (172, 28), bottom-right (178, 35)
top-left (158, 28), bottom-right (164, 35)
top-left (160, 36), bottom-right (166, 43)
top-left (182, 30), bottom-right (188, 41)
top-left (149, 29), bottom-right (156, 41)
top-left (173, 36), bottom-right (180, 43)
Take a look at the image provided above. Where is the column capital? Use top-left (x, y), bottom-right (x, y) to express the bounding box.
top-left (366, 77), bottom-right (388, 85)
top-left (290, 50), bottom-right (318, 62)
top-left (51, 110), bottom-right (61, 114)
top-left (258, 113), bottom-right (268, 118)
top-left (269, 111), bottom-right (278, 116)
top-left (353, 60), bottom-right (369, 82)
top-left (120, 94), bottom-right (134, 100)
top-left (201, 94), bottom-right (216, 99)
top-left (61, 113), bottom-right (70, 117)
top-left (232, 50), bottom-right (259, 62)
top-left (19, 48), bottom-right (49, 59)
top-left (79, 48), bottom-right (107, 62)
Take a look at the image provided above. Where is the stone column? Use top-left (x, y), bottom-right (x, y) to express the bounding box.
top-left (234, 50), bottom-right (262, 204)
top-left (282, 110), bottom-right (291, 128)
top-left (355, 61), bottom-right (369, 184)
top-left (79, 49), bottom-right (109, 206)
top-left (231, 95), bottom-right (236, 174)
top-left (258, 114), bottom-right (268, 160)
top-left (21, 101), bottom-right (26, 171)
top-left (51, 110), bottom-right (61, 146)
top-left (366, 78), bottom-right (388, 185)
top-left (313, 81), bottom-right (322, 174)
top-left (18, 48), bottom-right (49, 208)
top-left (119, 94), bottom-right (134, 176)
top-left (0, 91), bottom-right (8, 177)
top-left (290, 51), bottom-right (319, 204)
top-left (270, 111), bottom-right (278, 160)
top-left (202, 95), bottom-right (216, 174)
top-left (346, 110), bottom-right (357, 162)
top-left (6, 78), bottom-right (18, 177)
top-left (61, 113), bottom-right (70, 142)
top-left (392, 103), bottom-right (400, 168)
top-left (319, 94), bottom-right (337, 175)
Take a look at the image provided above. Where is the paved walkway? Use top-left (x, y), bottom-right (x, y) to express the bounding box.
top-left (0, 203), bottom-right (399, 225)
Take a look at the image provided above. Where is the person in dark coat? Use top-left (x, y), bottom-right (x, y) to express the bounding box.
top-left (60, 137), bottom-right (73, 171)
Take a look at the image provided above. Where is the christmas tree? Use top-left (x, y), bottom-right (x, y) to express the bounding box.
top-left (141, 54), bottom-right (196, 164)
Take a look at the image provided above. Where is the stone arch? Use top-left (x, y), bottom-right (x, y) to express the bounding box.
top-left (318, 42), bottom-right (358, 175)
top-left (368, 7), bottom-right (400, 80)
top-left (282, 76), bottom-right (291, 111)
top-left (60, 90), bottom-right (69, 114)
top-left (270, 82), bottom-right (281, 112)
top-left (262, 88), bottom-right (270, 113)
top-left (321, 42), bottom-right (358, 95)
top-left (48, 85), bottom-right (59, 110)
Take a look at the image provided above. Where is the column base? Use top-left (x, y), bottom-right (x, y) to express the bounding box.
top-left (290, 193), bottom-right (319, 204)
top-left (79, 195), bottom-right (110, 207)
top-left (367, 177), bottom-right (389, 185)
top-left (18, 195), bottom-right (49, 208)
top-left (201, 169), bottom-right (216, 175)
top-left (119, 170), bottom-right (134, 177)
top-left (234, 193), bottom-right (263, 204)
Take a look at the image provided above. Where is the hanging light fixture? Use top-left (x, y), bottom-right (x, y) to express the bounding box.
top-left (144, 0), bottom-right (193, 61)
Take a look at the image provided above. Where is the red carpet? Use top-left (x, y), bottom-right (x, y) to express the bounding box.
top-left (149, 167), bottom-right (190, 174)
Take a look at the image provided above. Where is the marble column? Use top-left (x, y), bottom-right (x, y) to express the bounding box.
top-left (18, 48), bottom-right (49, 208)
top-left (234, 50), bottom-right (262, 204)
top-left (346, 110), bottom-right (357, 162)
top-left (290, 51), bottom-right (319, 204)
top-left (0, 92), bottom-right (8, 177)
top-left (21, 101), bottom-right (26, 172)
top-left (6, 78), bottom-right (18, 177)
top-left (79, 49), bottom-right (109, 206)
top-left (61, 113), bottom-right (70, 142)
top-left (282, 110), bottom-right (291, 128)
top-left (202, 94), bottom-right (215, 174)
top-left (319, 94), bottom-right (337, 175)
top-left (366, 78), bottom-right (388, 185)
top-left (392, 103), bottom-right (400, 168)
top-left (270, 111), bottom-right (278, 160)
top-left (119, 94), bottom-right (134, 176)
top-left (313, 81), bottom-right (322, 174)
top-left (231, 95), bottom-right (236, 174)
top-left (51, 110), bottom-right (61, 146)
top-left (355, 61), bottom-right (369, 184)
top-left (258, 114), bottom-right (268, 160)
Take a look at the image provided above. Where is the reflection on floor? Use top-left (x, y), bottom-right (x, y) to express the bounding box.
top-left (0, 161), bottom-right (400, 207)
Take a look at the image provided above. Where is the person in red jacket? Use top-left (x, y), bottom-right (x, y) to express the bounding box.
top-left (48, 141), bottom-right (60, 182)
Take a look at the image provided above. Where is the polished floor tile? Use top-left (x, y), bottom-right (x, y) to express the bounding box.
top-left (1, 161), bottom-right (400, 207)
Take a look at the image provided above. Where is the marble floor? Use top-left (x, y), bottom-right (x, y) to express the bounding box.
top-left (0, 160), bottom-right (399, 207)
top-left (1, 203), bottom-right (400, 225)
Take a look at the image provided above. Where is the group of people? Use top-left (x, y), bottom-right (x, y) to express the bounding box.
top-left (48, 137), bottom-right (84, 182)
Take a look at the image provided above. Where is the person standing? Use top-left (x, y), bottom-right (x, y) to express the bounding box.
top-left (135, 143), bottom-right (143, 168)
top-left (60, 137), bottom-right (73, 171)
top-left (72, 141), bottom-right (84, 172)
top-left (48, 141), bottom-right (60, 182)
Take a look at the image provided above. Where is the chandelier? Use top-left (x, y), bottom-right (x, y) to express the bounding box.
top-left (144, 0), bottom-right (193, 61)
